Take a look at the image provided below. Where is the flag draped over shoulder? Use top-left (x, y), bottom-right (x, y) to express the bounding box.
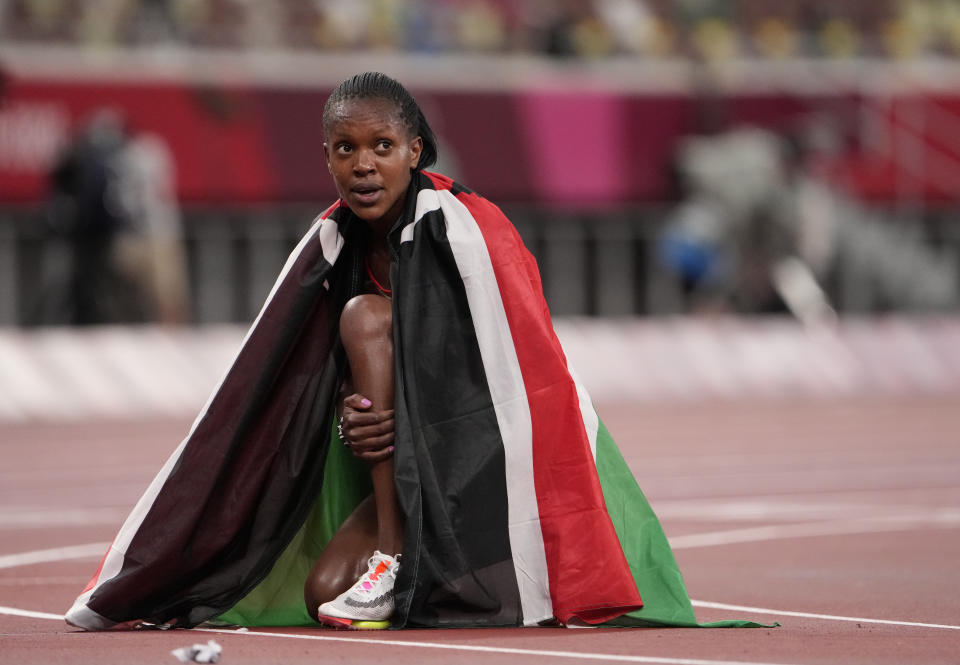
top-left (65, 171), bottom-right (760, 631)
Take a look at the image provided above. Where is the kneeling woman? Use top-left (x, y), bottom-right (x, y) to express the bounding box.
top-left (65, 73), bottom-right (740, 631)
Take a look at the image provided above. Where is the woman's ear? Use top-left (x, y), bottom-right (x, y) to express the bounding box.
top-left (409, 136), bottom-right (423, 169)
top-left (323, 143), bottom-right (332, 172)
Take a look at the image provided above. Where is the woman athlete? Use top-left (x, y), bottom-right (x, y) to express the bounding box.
top-left (66, 72), bottom-right (760, 633)
top-left (304, 73), bottom-right (428, 629)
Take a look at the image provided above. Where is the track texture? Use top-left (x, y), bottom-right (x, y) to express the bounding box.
top-left (1, 397), bottom-right (958, 664)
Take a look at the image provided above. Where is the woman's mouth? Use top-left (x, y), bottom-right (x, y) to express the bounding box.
top-left (351, 184), bottom-right (382, 205)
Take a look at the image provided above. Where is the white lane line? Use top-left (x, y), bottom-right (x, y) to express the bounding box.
top-left (0, 576), bottom-right (87, 586)
top-left (0, 507), bottom-right (128, 528)
top-left (653, 486), bottom-right (960, 507)
top-left (4, 600), bottom-right (958, 635)
top-left (0, 543), bottom-right (108, 570)
top-left (0, 606), bottom-right (63, 620)
top-left (692, 601), bottom-right (960, 631)
top-left (195, 627), bottom-right (795, 665)
top-left (653, 499), bottom-right (957, 522)
top-left (669, 513), bottom-right (960, 550)
top-left (0, 607), bottom-right (800, 665)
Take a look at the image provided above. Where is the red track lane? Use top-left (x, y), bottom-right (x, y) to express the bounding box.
top-left (1, 397), bottom-right (958, 664)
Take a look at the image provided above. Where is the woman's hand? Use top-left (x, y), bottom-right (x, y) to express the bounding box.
top-left (339, 393), bottom-right (395, 463)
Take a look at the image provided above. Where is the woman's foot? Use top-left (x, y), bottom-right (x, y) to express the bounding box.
top-left (317, 551), bottom-right (400, 630)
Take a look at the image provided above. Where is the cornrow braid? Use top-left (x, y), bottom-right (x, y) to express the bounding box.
top-left (323, 72), bottom-right (438, 171)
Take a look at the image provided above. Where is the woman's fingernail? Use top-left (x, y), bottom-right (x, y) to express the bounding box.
top-left (361, 398), bottom-right (371, 407)
top-left (388, 446), bottom-right (395, 453)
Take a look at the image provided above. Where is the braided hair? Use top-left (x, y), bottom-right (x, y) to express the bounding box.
top-left (323, 72), bottom-right (438, 171)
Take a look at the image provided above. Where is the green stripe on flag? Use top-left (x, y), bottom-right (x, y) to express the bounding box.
top-left (217, 419), bottom-right (371, 627)
top-left (595, 419), bottom-right (774, 628)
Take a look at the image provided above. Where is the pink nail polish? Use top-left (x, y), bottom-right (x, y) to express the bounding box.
top-left (388, 446), bottom-right (395, 452)
top-left (361, 398), bottom-right (371, 407)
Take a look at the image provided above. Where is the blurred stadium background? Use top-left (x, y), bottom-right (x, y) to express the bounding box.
top-left (2, 9), bottom-right (959, 662)
top-left (2, 0), bottom-right (960, 418)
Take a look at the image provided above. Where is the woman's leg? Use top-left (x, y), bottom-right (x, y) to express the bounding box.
top-left (304, 294), bottom-right (402, 614)
top-left (304, 495), bottom-right (378, 613)
top-left (338, 294), bottom-right (403, 556)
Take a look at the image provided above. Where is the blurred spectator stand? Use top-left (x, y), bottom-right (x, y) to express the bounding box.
top-left (2, 1), bottom-right (960, 323)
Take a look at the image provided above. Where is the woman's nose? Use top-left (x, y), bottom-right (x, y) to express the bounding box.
top-left (353, 149), bottom-right (375, 174)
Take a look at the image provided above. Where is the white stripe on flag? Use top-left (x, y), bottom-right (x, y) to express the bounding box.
top-left (316, 216), bottom-right (344, 267)
top-left (433, 189), bottom-right (553, 626)
top-left (402, 189), bottom-right (441, 244)
top-left (566, 364), bottom-right (599, 460)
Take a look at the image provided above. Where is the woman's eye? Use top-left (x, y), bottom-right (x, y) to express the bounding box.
top-left (337, 144), bottom-right (352, 154)
top-left (377, 141), bottom-right (391, 151)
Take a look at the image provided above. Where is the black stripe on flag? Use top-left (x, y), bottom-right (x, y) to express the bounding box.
top-left (392, 207), bottom-right (522, 627)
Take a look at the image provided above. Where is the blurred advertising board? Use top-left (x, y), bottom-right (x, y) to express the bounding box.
top-left (3, 51), bottom-right (960, 206)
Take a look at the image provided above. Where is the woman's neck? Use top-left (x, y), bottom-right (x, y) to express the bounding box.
top-left (366, 211), bottom-right (401, 254)
top-left (364, 231), bottom-right (392, 296)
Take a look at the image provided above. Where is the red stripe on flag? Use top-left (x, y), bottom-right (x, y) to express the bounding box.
top-left (442, 177), bottom-right (642, 624)
top-left (81, 549), bottom-right (110, 594)
top-left (320, 200), bottom-right (344, 219)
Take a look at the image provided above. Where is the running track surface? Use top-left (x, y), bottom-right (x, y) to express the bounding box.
top-left (1, 397), bottom-right (958, 665)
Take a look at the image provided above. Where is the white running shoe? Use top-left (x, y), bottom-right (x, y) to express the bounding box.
top-left (317, 551), bottom-right (399, 629)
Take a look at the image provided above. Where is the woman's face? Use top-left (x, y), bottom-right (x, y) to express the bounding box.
top-left (324, 98), bottom-right (423, 227)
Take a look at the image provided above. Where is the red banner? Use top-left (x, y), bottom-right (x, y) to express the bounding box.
top-left (3, 68), bottom-right (955, 206)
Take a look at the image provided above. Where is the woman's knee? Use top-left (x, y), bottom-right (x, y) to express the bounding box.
top-left (340, 294), bottom-right (392, 348)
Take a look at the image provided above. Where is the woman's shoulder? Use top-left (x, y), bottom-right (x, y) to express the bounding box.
top-left (419, 171), bottom-right (522, 242)
top-left (421, 170), bottom-right (455, 192)
top-left (421, 170), bottom-right (478, 199)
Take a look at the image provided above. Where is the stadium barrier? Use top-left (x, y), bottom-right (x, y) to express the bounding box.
top-left (1, 316), bottom-right (958, 422)
top-left (3, 206), bottom-right (959, 328)
top-left (0, 206), bottom-right (677, 325)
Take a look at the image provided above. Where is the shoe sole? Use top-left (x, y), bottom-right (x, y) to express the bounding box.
top-left (317, 614), bottom-right (390, 630)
